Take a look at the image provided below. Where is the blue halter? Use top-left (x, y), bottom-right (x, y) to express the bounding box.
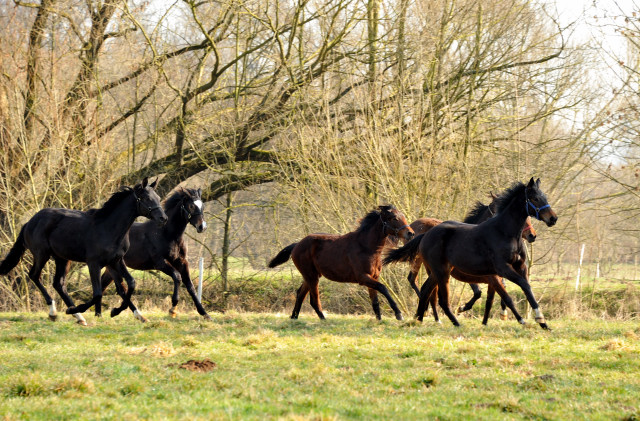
top-left (525, 190), bottom-right (550, 221)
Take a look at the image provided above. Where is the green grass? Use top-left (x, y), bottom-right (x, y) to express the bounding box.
top-left (0, 312), bottom-right (638, 420)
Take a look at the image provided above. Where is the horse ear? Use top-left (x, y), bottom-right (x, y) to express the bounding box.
top-left (141, 177), bottom-right (149, 188)
top-left (150, 178), bottom-right (158, 189)
top-left (489, 191), bottom-right (497, 199)
top-left (536, 178), bottom-right (541, 188)
top-left (197, 188), bottom-right (202, 197)
top-left (527, 177), bottom-right (535, 187)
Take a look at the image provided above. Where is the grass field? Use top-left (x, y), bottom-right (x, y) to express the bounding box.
top-left (0, 311), bottom-right (638, 420)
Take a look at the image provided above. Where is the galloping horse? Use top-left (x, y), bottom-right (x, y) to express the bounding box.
top-left (0, 178), bottom-right (167, 324)
top-left (407, 203), bottom-right (537, 323)
top-left (101, 188), bottom-right (210, 320)
top-left (268, 205), bottom-right (414, 320)
top-left (384, 178), bottom-right (557, 329)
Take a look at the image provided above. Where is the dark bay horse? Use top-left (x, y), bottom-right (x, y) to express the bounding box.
top-left (407, 207), bottom-right (537, 323)
top-left (268, 205), bottom-right (414, 320)
top-left (384, 178), bottom-right (557, 329)
top-left (101, 188), bottom-right (210, 320)
top-left (0, 178), bottom-right (167, 324)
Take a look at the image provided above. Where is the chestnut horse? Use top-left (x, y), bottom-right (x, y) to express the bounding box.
top-left (0, 178), bottom-right (167, 324)
top-left (407, 203), bottom-right (537, 323)
top-left (100, 188), bottom-right (210, 320)
top-left (384, 178), bottom-right (557, 329)
top-left (268, 205), bottom-right (414, 320)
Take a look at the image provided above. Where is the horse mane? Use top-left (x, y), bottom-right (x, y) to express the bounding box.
top-left (87, 187), bottom-right (133, 219)
top-left (163, 190), bottom-right (186, 211)
top-left (356, 208), bottom-right (382, 233)
top-left (494, 182), bottom-right (525, 214)
top-left (463, 201), bottom-right (490, 224)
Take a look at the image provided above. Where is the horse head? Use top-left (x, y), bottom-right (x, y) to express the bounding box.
top-left (134, 177), bottom-right (168, 226)
top-left (180, 188), bottom-right (207, 233)
top-left (379, 205), bottom-right (414, 242)
top-left (525, 178), bottom-right (557, 227)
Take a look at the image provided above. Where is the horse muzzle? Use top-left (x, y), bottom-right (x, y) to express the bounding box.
top-left (542, 210), bottom-right (557, 227)
top-left (194, 220), bottom-right (207, 233)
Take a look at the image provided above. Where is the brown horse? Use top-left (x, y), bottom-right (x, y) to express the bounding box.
top-left (268, 205), bottom-right (414, 320)
top-left (407, 215), bottom-right (536, 323)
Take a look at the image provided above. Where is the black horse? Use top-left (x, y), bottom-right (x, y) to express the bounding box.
top-left (0, 178), bottom-right (167, 324)
top-left (384, 178), bottom-right (557, 330)
top-left (101, 188), bottom-right (210, 320)
top-left (407, 198), bottom-right (537, 323)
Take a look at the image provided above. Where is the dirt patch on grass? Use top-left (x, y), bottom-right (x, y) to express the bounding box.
top-left (178, 359), bottom-right (217, 372)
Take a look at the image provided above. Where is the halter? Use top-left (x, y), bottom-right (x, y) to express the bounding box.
top-left (381, 216), bottom-right (410, 236)
top-left (133, 189), bottom-right (162, 216)
top-left (525, 189), bottom-right (550, 221)
top-left (523, 223), bottom-right (534, 233)
top-left (181, 202), bottom-right (203, 222)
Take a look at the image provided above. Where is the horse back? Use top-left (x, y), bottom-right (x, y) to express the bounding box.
top-left (291, 232), bottom-right (380, 283)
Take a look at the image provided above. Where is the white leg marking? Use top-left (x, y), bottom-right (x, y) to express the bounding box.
top-left (502, 309), bottom-right (508, 317)
top-left (49, 300), bottom-right (57, 316)
top-left (534, 308), bottom-right (544, 319)
top-left (134, 310), bottom-right (145, 321)
top-left (73, 313), bottom-right (87, 324)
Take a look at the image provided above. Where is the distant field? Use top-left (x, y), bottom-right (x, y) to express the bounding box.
top-left (0, 312), bottom-right (638, 420)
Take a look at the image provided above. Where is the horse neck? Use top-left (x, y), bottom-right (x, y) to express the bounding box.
top-left (495, 189), bottom-right (529, 237)
top-left (163, 204), bottom-right (188, 239)
top-left (97, 194), bottom-right (139, 243)
top-left (358, 219), bottom-right (388, 252)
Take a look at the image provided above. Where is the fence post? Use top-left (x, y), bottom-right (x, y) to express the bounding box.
top-left (198, 257), bottom-right (204, 301)
top-left (575, 243), bottom-right (585, 292)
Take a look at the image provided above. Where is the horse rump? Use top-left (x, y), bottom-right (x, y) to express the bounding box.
top-left (268, 243), bottom-right (298, 268)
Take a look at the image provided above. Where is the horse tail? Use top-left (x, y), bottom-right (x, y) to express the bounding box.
top-left (268, 243), bottom-right (297, 268)
top-left (383, 233), bottom-right (424, 266)
top-left (0, 226), bottom-right (27, 275)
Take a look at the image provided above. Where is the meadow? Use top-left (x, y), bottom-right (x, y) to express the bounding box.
top-left (0, 311), bottom-right (638, 420)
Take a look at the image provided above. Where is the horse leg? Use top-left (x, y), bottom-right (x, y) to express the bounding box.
top-left (308, 281), bottom-right (325, 320)
top-left (497, 265), bottom-right (548, 329)
top-left (499, 278), bottom-right (508, 320)
top-left (415, 276), bottom-right (438, 322)
top-left (357, 275), bottom-right (403, 320)
top-left (27, 253), bottom-right (55, 320)
top-left (491, 277), bottom-right (525, 325)
top-left (108, 268), bottom-right (140, 318)
top-left (458, 283), bottom-right (483, 313)
top-left (65, 262), bottom-right (102, 316)
top-left (428, 286), bottom-right (440, 323)
top-left (435, 279), bottom-right (460, 327)
top-left (110, 260), bottom-right (145, 322)
top-left (176, 260), bottom-right (210, 320)
top-left (291, 282), bottom-right (310, 319)
top-left (52, 258), bottom-right (86, 325)
top-left (482, 285), bottom-right (495, 325)
top-left (368, 288), bottom-right (381, 320)
top-left (407, 258), bottom-right (422, 297)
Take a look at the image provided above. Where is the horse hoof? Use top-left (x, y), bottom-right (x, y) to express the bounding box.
top-left (169, 308), bottom-right (178, 318)
top-left (137, 316), bottom-right (148, 323)
top-left (395, 313), bottom-right (404, 321)
top-left (95, 313), bottom-right (102, 318)
top-left (203, 314), bottom-right (212, 321)
top-left (457, 306), bottom-right (466, 314)
top-left (110, 308), bottom-right (120, 318)
top-left (48, 314), bottom-right (57, 321)
top-left (539, 322), bottom-right (551, 330)
top-left (77, 319), bottom-right (88, 326)
top-left (500, 314), bottom-right (508, 321)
